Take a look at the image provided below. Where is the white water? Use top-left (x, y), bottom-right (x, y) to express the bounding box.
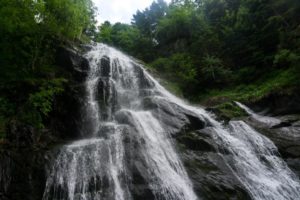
top-left (235, 101), bottom-right (281, 127)
top-left (212, 122), bottom-right (300, 200)
top-left (43, 43), bottom-right (300, 200)
top-left (236, 101), bottom-right (300, 138)
top-left (130, 111), bottom-right (196, 200)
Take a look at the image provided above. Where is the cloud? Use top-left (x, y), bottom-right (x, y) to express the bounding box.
top-left (92, 0), bottom-right (171, 24)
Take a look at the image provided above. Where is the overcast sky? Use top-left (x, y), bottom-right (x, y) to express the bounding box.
top-left (92, 0), bottom-right (171, 24)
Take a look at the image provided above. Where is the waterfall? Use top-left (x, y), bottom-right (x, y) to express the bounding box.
top-left (43, 43), bottom-right (300, 200)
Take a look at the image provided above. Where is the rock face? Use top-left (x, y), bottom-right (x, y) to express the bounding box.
top-left (56, 46), bottom-right (89, 82)
top-left (177, 130), bottom-right (251, 200)
top-left (248, 93), bottom-right (300, 116)
top-left (0, 45), bottom-right (89, 200)
top-left (0, 149), bottom-right (52, 200)
top-left (50, 46), bottom-right (89, 139)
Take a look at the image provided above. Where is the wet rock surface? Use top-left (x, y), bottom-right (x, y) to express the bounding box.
top-left (248, 93), bottom-right (300, 116)
top-left (56, 46), bottom-right (90, 82)
top-left (142, 97), bottom-right (208, 135)
top-left (176, 130), bottom-right (251, 200)
top-left (0, 148), bottom-right (54, 200)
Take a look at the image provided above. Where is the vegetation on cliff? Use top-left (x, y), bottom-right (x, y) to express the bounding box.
top-left (0, 0), bottom-right (96, 140)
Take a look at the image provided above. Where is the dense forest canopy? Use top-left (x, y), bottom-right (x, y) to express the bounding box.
top-left (0, 0), bottom-right (300, 139)
top-left (96, 0), bottom-right (300, 101)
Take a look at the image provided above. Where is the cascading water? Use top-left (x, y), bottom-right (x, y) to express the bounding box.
top-left (235, 102), bottom-right (281, 127)
top-left (43, 43), bottom-right (300, 200)
top-left (43, 44), bottom-right (197, 200)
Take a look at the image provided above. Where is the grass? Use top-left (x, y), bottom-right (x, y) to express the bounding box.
top-left (198, 67), bottom-right (300, 106)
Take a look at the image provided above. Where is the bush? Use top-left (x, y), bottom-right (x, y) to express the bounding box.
top-left (200, 55), bottom-right (232, 85)
top-left (273, 49), bottom-right (300, 68)
top-left (151, 53), bottom-right (197, 87)
top-left (18, 78), bottom-right (67, 129)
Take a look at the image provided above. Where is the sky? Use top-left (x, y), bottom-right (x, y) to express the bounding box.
top-left (92, 0), bottom-right (171, 24)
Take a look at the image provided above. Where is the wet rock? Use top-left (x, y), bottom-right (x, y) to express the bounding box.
top-left (248, 93), bottom-right (300, 116)
top-left (130, 161), bottom-right (155, 200)
top-left (142, 97), bottom-right (207, 135)
top-left (115, 110), bottom-right (136, 127)
top-left (271, 121), bottom-right (292, 129)
top-left (177, 131), bottom-right (216, 152)
top-left (177, 138), bottom-right (251, 200)
top-left (175, 126), bottom-right (252, 200)
top-left (286, 158), bottom-right (300, 177)
top-left (100, 56), bottom-right (111, 77)
top-left (0, 149), bottom-right (53, 200)
top-left (49, 83), bottom-right (85, 139)
top-left (6, 120), bottom-right (37, 147)
top-left (80, 44), bottom-right (93, 52)
top-left (96, 78), bottom-right (118, 121)
top-left (245, 117), bottom-right (300, 155)
top-left (121, 126), bottom-right (156, 200)
top-left (56, 46), bottom-right (89, 82)
top-left (133, 64), bottom-right (155, 89)
top-left (49, 46), bottom-right (89, 139)
top-left (294, 121), bottom-right (300, 127)
top-left (243, 115), bottom-right (300, 177)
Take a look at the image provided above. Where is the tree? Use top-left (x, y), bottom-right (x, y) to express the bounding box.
top-left (132, 0), bottom-right (168, 37)
top-left (0, 0), bottom-right (97, 131)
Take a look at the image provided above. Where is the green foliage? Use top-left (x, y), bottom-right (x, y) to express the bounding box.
top-left (201, 55), bottom-right (232, 84)
top-left (156, 5), bottom-right (193, 45)
top-left (0, 0), bottom-right (96, 132)
top-left (151, 53), bottom-right (196, 93)
top-left (95, 22), bottom-right (156, 61)
top-left (273, 49), bottom-right (300, 67)
top-left (96, 21), bottom-right (113, 44)
top-left (213, 102), bottom-right (248, 121)
top-left (101, 0), bottom-right (300, 103)
top-left (133, 0), bottom-right (168, 37)
top-left (199, 67), bottom-right (300, 105)
top-left (29, 79), bottom-right (66, 117)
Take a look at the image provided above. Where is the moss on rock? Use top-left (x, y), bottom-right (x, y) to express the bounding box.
top-left (207, 102), bottom-right (248, 123)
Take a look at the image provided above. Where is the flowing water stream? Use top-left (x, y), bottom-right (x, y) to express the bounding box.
top-left (42, 43), bottom-right (300, 200)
